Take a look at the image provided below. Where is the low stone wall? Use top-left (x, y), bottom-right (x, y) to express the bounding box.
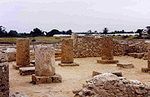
top-left (0, 62), bottom-right (9, 97)
top-left (74, 73), bottom-right (150, 97)
top-left (73, 36), bottom-right (126, 58)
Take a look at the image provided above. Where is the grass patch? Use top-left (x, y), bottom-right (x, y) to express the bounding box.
top-left (0, 37), bottom-right (61, 44)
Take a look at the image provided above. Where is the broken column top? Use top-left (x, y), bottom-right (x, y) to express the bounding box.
top-left (35, 45), bottom-right (55, 76)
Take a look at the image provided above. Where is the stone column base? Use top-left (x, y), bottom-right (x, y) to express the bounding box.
top-left (31, 74), bottom-right (62, 84)
top-left (141, 68), bottom-right (150, 73)
top-left (58, 62), bottom-right (79, 67)
top-left (19, 67), bottom-right (35, 76)
top-left (97, 60), bottom-right (118, 64)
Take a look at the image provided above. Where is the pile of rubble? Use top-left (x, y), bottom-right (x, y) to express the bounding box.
top-left (73, 73), bottom-right (150, 97)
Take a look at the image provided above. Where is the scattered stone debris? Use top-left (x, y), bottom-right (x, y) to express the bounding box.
top-left (73, 73), bottom-right (150, 97)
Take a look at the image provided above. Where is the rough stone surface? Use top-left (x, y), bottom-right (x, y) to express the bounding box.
top-left (35, 45), bottom-right (55, 76)
top-left (117, 63), bottom-right (134, 69)
top-left (16, 38), bottom-right (30, 67)
top-left (0, 62), bottom-right (9, 97)
top-left (74, 73), bottom-right (150, 97)
top-left (61, 39), bottom-right (74, 63)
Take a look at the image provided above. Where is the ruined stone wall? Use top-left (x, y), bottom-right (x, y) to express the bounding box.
top-left (73, 36), bottom-right (126, 58)
top-left (124, 40), bottom-right (148, 53)
top-left (0, 63), bottom-right (9, 97)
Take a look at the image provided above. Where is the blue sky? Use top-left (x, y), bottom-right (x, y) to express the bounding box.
top-left (0, 0), bottom-right (150, 32)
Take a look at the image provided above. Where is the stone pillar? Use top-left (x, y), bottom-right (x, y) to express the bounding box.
top-left (35, 46), bottom-right (55, 76)
top-left (16, 38), bottom-right (30, 68)
top-left (32, 45), bottom-right (62, 84)
top-left (142, 45), bottom-right (150, 73)
top-left (0, 63), bottom-right (9, 97)
top-left (61, 39), bottom-right (74, 63)
top-left (59, 39), bottom-right (79, 66)
top-left (97, 37), bottom-right (118, 64)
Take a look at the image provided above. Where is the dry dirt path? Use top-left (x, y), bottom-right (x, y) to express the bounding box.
top-left (10, 56), bottom-right (150, 97)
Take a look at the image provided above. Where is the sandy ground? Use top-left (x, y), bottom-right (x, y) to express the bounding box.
top-left (10, 56), bottom-right (150, 97)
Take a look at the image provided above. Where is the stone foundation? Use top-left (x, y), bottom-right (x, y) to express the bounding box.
top-left (0, 62), bottom-right (9, 97)
top-left (97, 59), bottom-right (118, 64)
top-left (128, 53), bottom-right (144, 59)
top-left (58, 62), bottom-right (79, 67)
top-left (117, 63), bottom-right (134, 69)
top-left (31, 74), bottom-right (62, 84)
top-left (19, 67), bottom-right (35, 76)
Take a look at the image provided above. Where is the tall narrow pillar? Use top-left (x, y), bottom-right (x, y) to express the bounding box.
top-left (16, 38), bottom-right (30, 68)
top-left (14, 38), bottom-right (30, 69)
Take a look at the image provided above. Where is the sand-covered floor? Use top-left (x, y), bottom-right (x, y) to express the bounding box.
top-left (10, 56), bottom-right (150, 97)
